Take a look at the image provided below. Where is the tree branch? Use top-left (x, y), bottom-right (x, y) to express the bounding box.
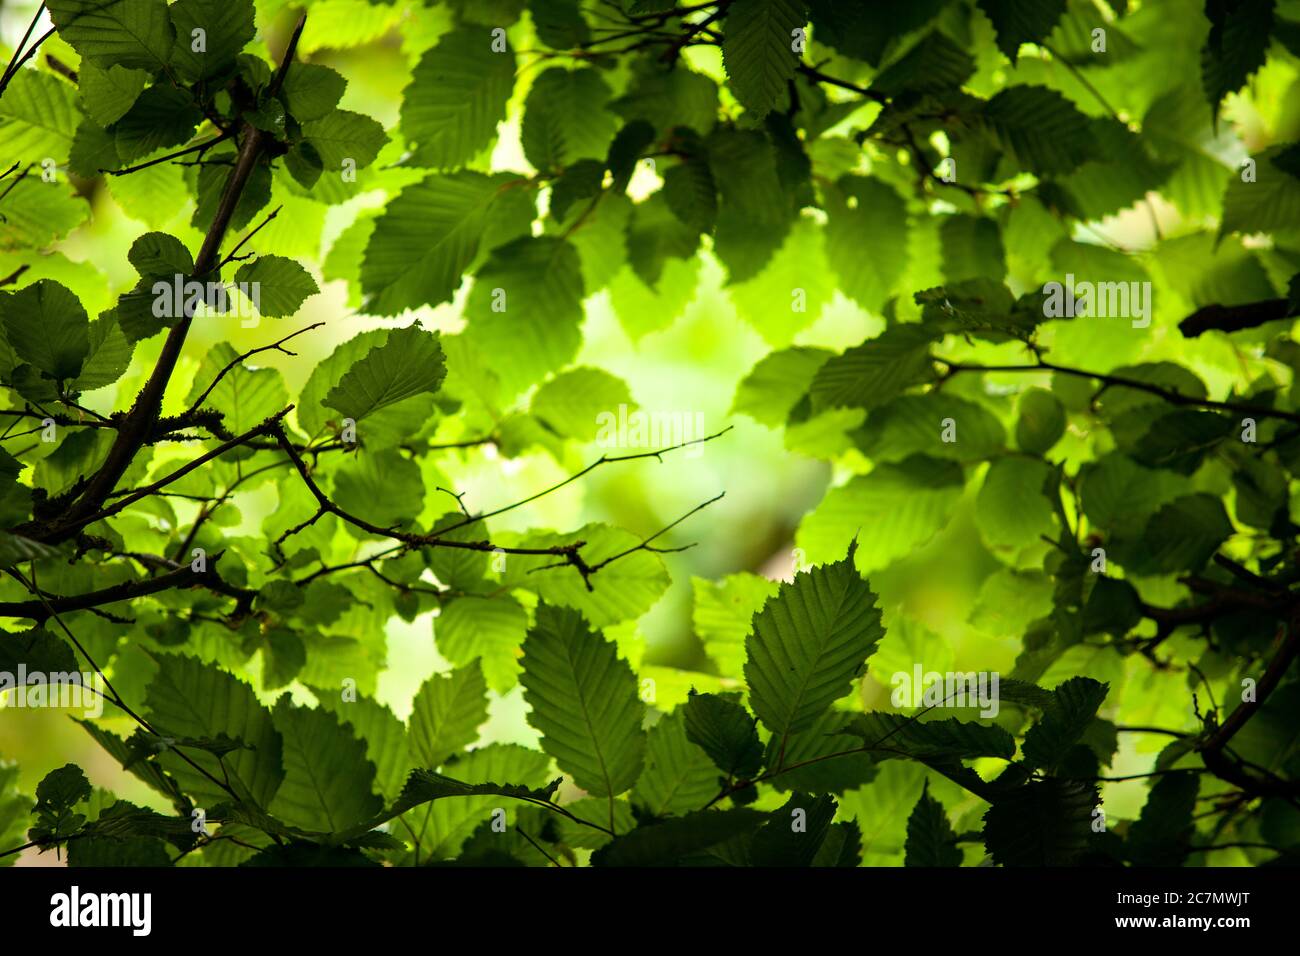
top-left (21, 15), bottom-right (308, 546)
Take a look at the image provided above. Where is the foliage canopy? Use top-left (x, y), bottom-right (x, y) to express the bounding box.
top-left (1, 0), bottom-right (1300, 868)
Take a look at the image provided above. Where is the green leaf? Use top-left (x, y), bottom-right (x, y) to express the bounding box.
top-left (975, 456), bottom-right (1058, 549)
top-left (521, 68), bottom-right (618, 171)
top-left (722, 0), bottom-right (806, 116)
top-left (726, 218), bottom-right (831, 346)
top-left (591, 808), bottom-right (765, 866)
top-left (234, 255), bottom-right (319, 318)
top-left (0, 176), bottom-right (87, 251)
top-left (732, 346), bottom-right (831, 427)
top-left (872, 29), bottom-right (976, 94)
top-left (464, 236), bottom-right (586, 394)
top-left (400, 26), bottom-right (516, 169)
top-left (797, 456), bottom-right (965, 573)
top-left (185, 341), bottom-right (288, 434)
top-left (744, 543), bottom-right (885, 738)
top-left (128, 231), bottom-right (194, 276)
top-left (78, 62), bottom-right (148, 128)
top-left (313, 692), bottom-right (412, 803)
top-left (391, 768), bottom-right (561, 816)
top-left (854, 393), bottom-right (1006, 463)
top-left (520, 603), bottom-right (647, 797)
top-left (278, 64), bottom-right (347, 122)
top-left (1220, 144), bottom-right (1300, 238)
top-left (301, 109), bottom-right (388, 173)
top-left (0, 627), bottom-right (78, 676)
top-left (1021, 676), bottom-right (1110, 770)
top-left (1131, 493), bottom-right (1234, 574)
top-left (982, 85), bottom-right (1096, 176)
top-left (1127, 770), bottom-right (1200, 866)
top-left (531, 366), bottom-right (633, 441)
top-left (823, 175), bottom-right (910, 311)
top-left (904, 783), bottom-right (962, 866)
top-left (269, 699), bottom-right (383, 833)
top-left (361, 172), bottom-right (508, 315)
top-left (977, 0), bottom-right (1069, 59)
top-left (706, 128), bottom-right (796, 282)
top-left (809, 324), bottom-right (937, 412)
top-left (633, 710), bottom-right (721, 817)
top-left (410, 663), bottom-right (489, 770)
top-left (323, 325), bottom-right (446, 423)
top-left (848, 713), bottom-right (1017, 761)
top-left (683, 691), bottom-right (764, 779)
top-left (982, 778), bottom-right (1099, 866)
top-left (1015, 388), bottom-right (1067, 455)
top-left (529, 0), bottom-right (590, 48)
top-left (0, 279), bottom-right (90, 381)
top-left (751, 792), bottom-right (837, 866)
top-left (612, 63), bottom-right (718, 137)
top-left (940, 214), bottom-right (1007, 284)
top-left (434, 595), bottom-right (529, 694)
top-left (1201, 0), bottom-right (1275, 116)
top-left (47, 0), bottom-right (175, 71)
top-left (168, 0), bottom-right (255, 82)
top-left (29, 764), bottom-right (91, 844)
top-left (692, 573), bottom-right (780, 679)
top-left (143, 653), bottom-right (284, 809)
top-left (0, 69), bottom-right (80, 160)
top-left (331, 448), bottom-right (424, 530)
top-left (111, 85), bottom-right (203, 162)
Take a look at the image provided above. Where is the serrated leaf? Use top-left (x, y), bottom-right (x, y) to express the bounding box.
top-left (0, 279), bottom-right (90, 381)
top-left (634, 710), bottom-right (721, 817)
top-left (0, 69), bottom-right (80, 160)
top-left (234, 255), bottom-right (319, 318)
top-left (47, 0), bottom-right (174, 71)
top-left (982, 778), bottom-right (1098, 866)
top-left (400, 26), bottom-right (516, 168)
top-left (745, 544), bottom-right (884, 738)
top-left (982, 85), bottom-right (1096, 176)
top-left (810, 324), bottom-right (937, 412)
top-left (410, 663), bottom-right (489, 770)
top-left (301, 109), bottom-right (388, 173)
top-left (977, 0), bottom-right (1068, 59)
top-left (905, 783), bottom-right (962, 866)
top-left (278, 63), bottom-right (347, 122)
top-left (361, 172), bottom-right (507, 314)
top-left (683, 692), bottom-right (764, 779)
top-left (168, 0), bottom-right (255, 83)
top-left (591, 808), bottom-right (765, 866)
top-left (464, 236), bottom-right (585, 395)
top-left (722, 0), bottom-right (805, 116)
top-left (434, 595), bottom-right (528, 694)
top-left (823, 175), bottom-right (909, 311)
top-left (323, 325), bottom-right (446, 423)
top-left (848, 713), bottom-right (1017, 760)
top-left (521, 68), bottom-right (618, 171)
top-left (1201, 0), bottom-right (1275, 117)
top-left (520, 603), bottom-right (646, 797)
top-left (1021, 676), bottom-right (1109, 770)
top-left (268, 699), bottom-right (383, 833)
top-left (751, 792), bottom-right (837, 866)
top-left (143, 653), bottom-right (284, 809)
top-left (797, 456), bottom-right (965, 573)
